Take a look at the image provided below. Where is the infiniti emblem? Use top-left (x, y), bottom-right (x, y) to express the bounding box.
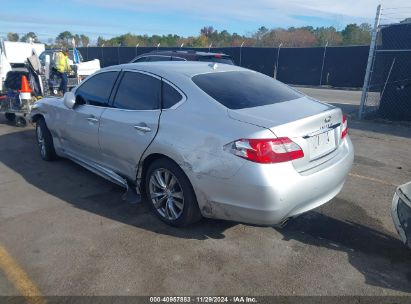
top-left (324, 116), bottom-right (331, 123)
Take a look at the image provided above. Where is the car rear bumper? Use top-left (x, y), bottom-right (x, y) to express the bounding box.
top-left (193, 136), bottom-right (354, 225)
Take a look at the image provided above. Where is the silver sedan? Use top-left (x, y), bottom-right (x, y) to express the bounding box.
top-left (31, 62), bottom-right (354, 227)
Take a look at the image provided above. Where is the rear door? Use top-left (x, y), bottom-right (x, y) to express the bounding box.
top-left (60, 71), bottom-right (119, 163)
top-left (98, 70), bottom-right (162, 179)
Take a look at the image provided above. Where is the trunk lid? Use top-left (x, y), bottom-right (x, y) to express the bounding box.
top-left (228, 96), bottom-right (344, 173)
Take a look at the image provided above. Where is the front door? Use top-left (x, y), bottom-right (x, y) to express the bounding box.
top-left (99, 71), bottom-right (162, 179)
top-left (59, 71), bottom-right (119, 163)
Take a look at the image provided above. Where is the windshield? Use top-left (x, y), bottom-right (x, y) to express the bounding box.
top-left (192, 71), bottom-right (302, 109)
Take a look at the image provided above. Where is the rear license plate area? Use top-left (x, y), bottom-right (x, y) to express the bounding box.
top-left (308, 130), bottom-right (336, 160)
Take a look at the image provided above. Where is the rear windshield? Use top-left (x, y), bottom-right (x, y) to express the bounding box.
top-left (192, 71), bottom-right (302, 109)
top-left (198, 56), bottom-right (234, 65)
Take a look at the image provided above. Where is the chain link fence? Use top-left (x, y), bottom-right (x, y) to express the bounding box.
top-left (360, 6), bottom-right (411, 121)
top-left (78, 45), bottom-right (369, 88)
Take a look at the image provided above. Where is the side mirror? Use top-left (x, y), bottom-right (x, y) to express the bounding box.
top-left (63, 92), bottom-right (76, 109)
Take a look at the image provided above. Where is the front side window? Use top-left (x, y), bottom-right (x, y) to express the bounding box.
top-left (192, 71), bottom-right (302, 110)
top-left (75, 71), bottom-right (119, 106)
top-left (113, 72), bottom-right (161, 110)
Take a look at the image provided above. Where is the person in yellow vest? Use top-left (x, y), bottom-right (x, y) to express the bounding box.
top-left (54, 48), bottom-right (71, 94)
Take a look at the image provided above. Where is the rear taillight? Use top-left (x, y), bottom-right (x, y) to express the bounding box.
top-left (226, 137), bottom-right (304, 164)
top-left (341, 115), bottom-right (348, 139)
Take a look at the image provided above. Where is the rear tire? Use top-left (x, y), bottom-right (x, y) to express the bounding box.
top-left (35, 119), bottom-right (56, 161)
top-left (145, 158), bottom-right (202, 227)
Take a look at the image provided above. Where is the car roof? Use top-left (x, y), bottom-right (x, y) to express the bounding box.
top-left (102, 61), bottom-right (245, 79)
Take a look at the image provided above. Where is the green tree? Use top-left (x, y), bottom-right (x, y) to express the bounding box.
top-left (56, 31), bottom-right (74, 47)
top-left (253, 26), bottom-right (269, 46)
top-left (97, 36), bottom-right (106, 47)
top-left (7, 32), bottom-right (19, 42)
top-left (80, 34), bottom-right (90, 47)
top-left (341, 23), bottom-right (371, 45)
top-left (200, 26), bottom-right (216, 38)
top-left (20, 32), bottom-right (39, 43)
top-left (314, 26), bottom-right (342, 46)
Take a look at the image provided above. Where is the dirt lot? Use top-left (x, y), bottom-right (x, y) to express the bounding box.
top-left (0, 88), bottom-right (410, 297)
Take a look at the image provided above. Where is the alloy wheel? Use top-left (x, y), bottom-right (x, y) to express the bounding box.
top-left (149, 168), bottom-right (184, 221)
top-left (36, 126), bottom-right (46, 158)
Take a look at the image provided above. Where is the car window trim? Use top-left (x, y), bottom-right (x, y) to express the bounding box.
top-left (109, 69), bottom-right (162, 112)
top-left (74, 70), bottom-right (121, 108)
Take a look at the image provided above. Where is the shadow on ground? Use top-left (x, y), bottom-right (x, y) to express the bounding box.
top-left (1, 127), bottom-right (411, 293)
top-left (277, 210), bottom-right (411, 293)
top-left (0, 127), bottom-right (235, 241)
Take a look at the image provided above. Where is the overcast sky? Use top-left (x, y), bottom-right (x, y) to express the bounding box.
top-left (1, 0), bottom-right (410, 42)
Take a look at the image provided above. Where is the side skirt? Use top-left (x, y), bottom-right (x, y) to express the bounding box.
top-left (64, 151), bottom-right (128, 189)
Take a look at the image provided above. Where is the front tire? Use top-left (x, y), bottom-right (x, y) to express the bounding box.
top-left (36, 119), bottom-right (56, 161)
top-left (145, 158), bottom-right (202, 227)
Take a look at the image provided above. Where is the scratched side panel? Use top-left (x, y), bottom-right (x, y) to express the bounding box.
top-left (142, 91), bottom-right (273, 212)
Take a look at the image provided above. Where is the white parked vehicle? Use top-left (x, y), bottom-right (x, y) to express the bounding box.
top-left (3, 41), bottom-right (45, 65)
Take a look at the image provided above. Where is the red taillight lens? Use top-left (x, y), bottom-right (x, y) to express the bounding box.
top-left (341, 115), bottom-right (348, 139)
top-left (226, 137), bottom-right (304, 164)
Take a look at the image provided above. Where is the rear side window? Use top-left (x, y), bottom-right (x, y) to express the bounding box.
top-left (76, 71), bottom-right (119, 106)
top-left (113, 72), bottom-right (161, 110)
top-left (192, 71), bottom-right (302, 109)
top-left (162, 81), bottom-right (183, 109)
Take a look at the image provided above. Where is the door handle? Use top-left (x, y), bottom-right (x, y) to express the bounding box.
top-left (87, 117), bottom-right (99, 123)
top-left (134, 124), bottom-right (152, 133)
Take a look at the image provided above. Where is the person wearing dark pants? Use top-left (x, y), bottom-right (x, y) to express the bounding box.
top-left (58, 71), bottom-right (68, 94)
